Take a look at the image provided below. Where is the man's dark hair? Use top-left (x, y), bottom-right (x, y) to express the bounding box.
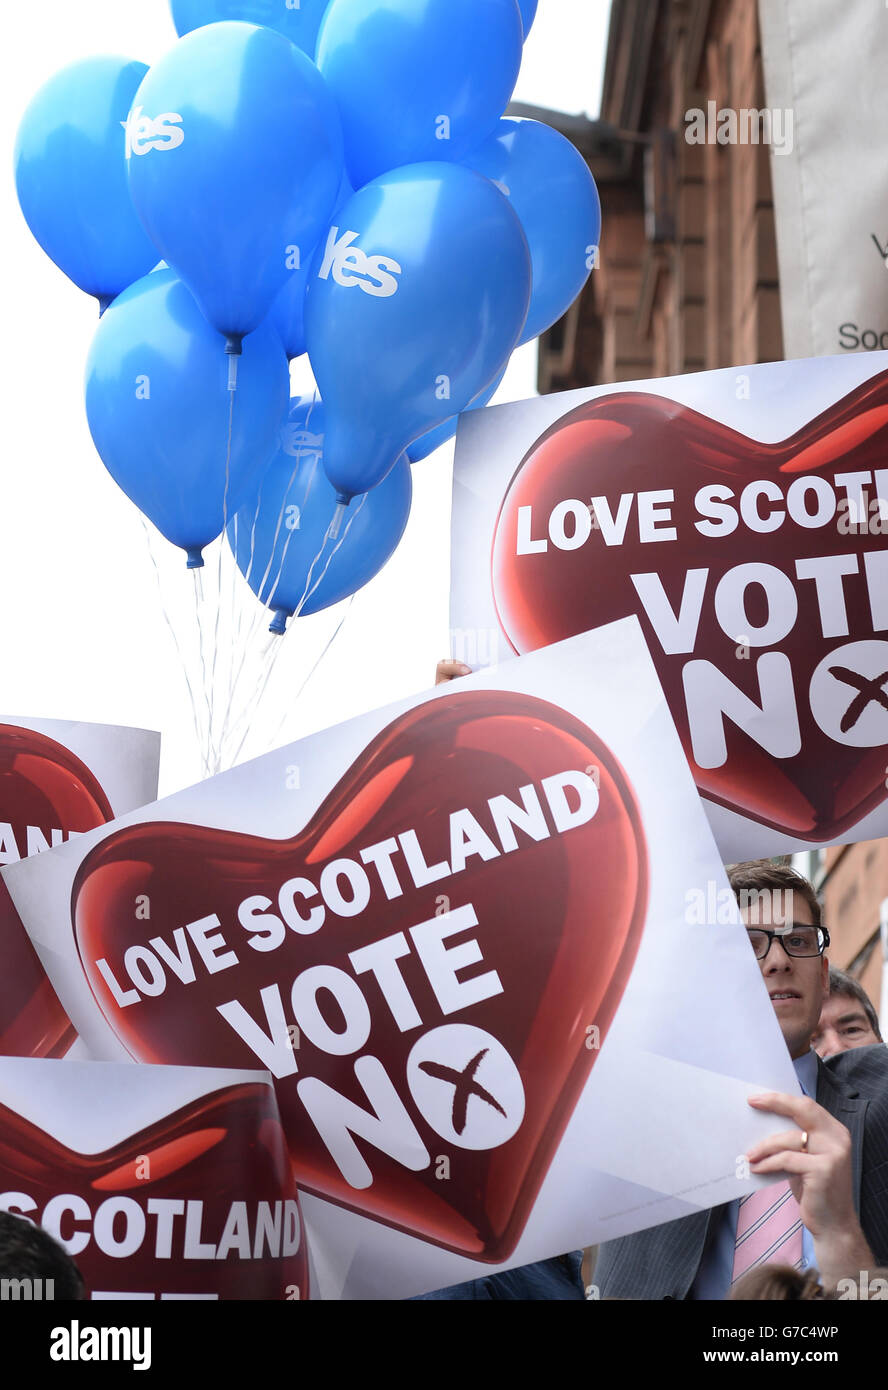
top-left (828, 964), bottom-right (883, 1042)
top-left (727, 859), bottom-right (822, 929)
top-left (0, 1211), bottom-right (86, 1299)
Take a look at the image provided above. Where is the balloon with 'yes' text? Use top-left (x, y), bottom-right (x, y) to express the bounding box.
top-left (126, 22), bottom-right (343, 346)
top-left (304, 162), bottom-right (531, 503)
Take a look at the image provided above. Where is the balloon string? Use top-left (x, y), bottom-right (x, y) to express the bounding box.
top-left (293, 492), bottom-right (368, 620)
top-left (224, 389), bottom-right (320, 737)
top-left (226, 501), bottom-right (268, 728)
top-left (266, 595), bottom-right (355, 753)
top-left (245, 388), bottom-right (320, 628)
top-left (190, 562), bottom-right (215, 777)
top-left (220, 505), bottom-right (329, 768)
top-left (226, 393), bottom-right (317, 712)
top-left (139, 517), bottom-right (211, 779)
top-left (222, 494), bottom-right (367, 766)
top-left (223, 482), bottom-right (296, 741)
top-left (207, 380), bottom-right (237, 774)
top-left (235, 445), bottom-right (309, 672)
top-left (226, 626), bottom-right (288, 767)
top-left (225, 511), bottom-right (240, 720)
top-left (221, 390), bottom-right (374, 770)
top-left (245, 388), bottom-right (319, 598)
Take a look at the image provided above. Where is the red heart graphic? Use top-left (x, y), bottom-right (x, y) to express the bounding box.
top-left (0, 1081), bottom-right (308, 1299)
top-left (492, 374), bottom-right (888, 841)
top-left (0, 725), bottom-right (114, 1058)
top-left (72, 690), bottom-right (648, 1261)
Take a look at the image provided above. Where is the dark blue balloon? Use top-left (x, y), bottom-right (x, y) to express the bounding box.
top-left (463, 118), bottom-right (601, 345)
top-left (305, 162), bottom-right (530, 501)
top-left (170, 0), bottom-right (331, 56)
top-left (270, 170), bottom-right (353, 360)
top-left (407, 365), bottom-right (507, 463)
top-left (316, 0), bottom-right (522, 187)
top-left (14, 57), bottom-right (159, 308)
top-left (517, 0), bottom-right (537, 38)
top-left (86, 269), bottom-right (289, 564)
top-left (127, 22), bottom-right (343, 342)
top-left (228, 396), bottom-right (412, 630)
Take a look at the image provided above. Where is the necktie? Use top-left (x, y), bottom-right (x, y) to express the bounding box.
top-left (731, 1182), bottom-right (803, 1283)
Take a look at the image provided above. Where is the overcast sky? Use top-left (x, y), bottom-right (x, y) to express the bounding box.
top-left (2, 2), bottom-right (610, 794)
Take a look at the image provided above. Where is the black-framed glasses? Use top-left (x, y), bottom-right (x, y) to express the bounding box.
top-left (746, 924), bottom-right (830, 960)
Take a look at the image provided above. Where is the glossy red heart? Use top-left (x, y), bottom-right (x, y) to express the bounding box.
top-left (72, 690), bottom-right (648, 1261)
top-left (492, 374), bottom-right (888, 841)
top-left (0, 1080), bottom-right (308, 1299)
top-left (0, 724), bottom-right (114, 1058)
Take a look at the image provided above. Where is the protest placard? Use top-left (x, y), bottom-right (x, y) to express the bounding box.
top-left (0, 719), bottom-right (160, 1059)
top-left (3, 623), bottom-right (799, 1298)
top-left (451, 353), bottom-right (888, 859)
top-left (0, 1056), bottom-right (307, 1300)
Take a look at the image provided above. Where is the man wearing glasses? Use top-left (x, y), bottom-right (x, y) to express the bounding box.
top-left (594, 858), bottom-right (888, 1299)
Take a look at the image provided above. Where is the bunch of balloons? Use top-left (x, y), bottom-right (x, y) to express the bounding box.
top-left (15, 0), bottom-right (601, 632)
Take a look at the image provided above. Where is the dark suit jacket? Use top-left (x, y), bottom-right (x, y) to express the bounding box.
top-left (594, 1044), bottom-right (888, 1299)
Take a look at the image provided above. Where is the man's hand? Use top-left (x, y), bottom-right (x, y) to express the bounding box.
top-left (747, 1090), bottom-right (874, 1284)
top-left (435, 660), bottom-right (472, 686)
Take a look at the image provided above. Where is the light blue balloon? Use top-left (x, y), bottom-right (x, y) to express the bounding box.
top-left (407, 365), bottom-right (507, 463)
top-left (316, 0), bottom-right (522, 187)
top-left (304, 162), bottom-right (530, 502)
top-left (127, 22), bottom-right (343, 343)
top-left (463, 118), bottom-right (601, 345)
top-left (270, 170), bottom-right (353, 360)
top-left (170, 0), bottom-right (331, 56)
top-left (85, 269), bottom-right (290, 565)
top-left (228, 396), bottom-right (412, 631)
top-left (518, 0), bottom-right (537, 38)
top-left (14, 57), bottom-right (159, 309)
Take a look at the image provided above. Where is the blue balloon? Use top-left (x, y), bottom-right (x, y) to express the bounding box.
top-left (126, 22), bottom-right (343, 343)
top-left (407, 365), bottom-right (507, 463)
top-left (518, 0), bottom-right (537, 38)
top-left (170, 0), bottom-right (331, 56)
top-left (86, 269), bottom-right (289, 565)
top-left (316, 0), bottom-right (522, 187)
top-left (228, 396), bottom-right (412, 631)
top-left (14, 57), bottom-right (159, 309)
top-left (463, 118), bottom-right (601, 345)
top-left (305, 162), bottom-right (530, 502)
top-left (270, 170), bottom-right (353, 360)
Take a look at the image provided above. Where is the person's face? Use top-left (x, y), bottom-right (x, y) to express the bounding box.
top-left (812, 992), bottom-right (880, 1058)
top-left (741, 894), bottom-right (827, 1060)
